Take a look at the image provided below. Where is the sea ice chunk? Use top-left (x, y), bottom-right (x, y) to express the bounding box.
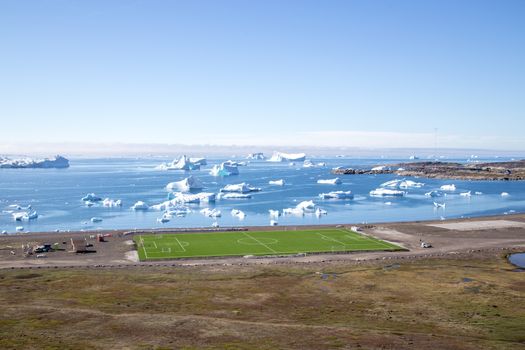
top-left (0, 155), bottom-right (69, 169)
top-left (369, 188), bottom-right (405, 197)
top-left (102, 198), bottom-right (122, 207)
top-left (210, 162), bottom-right (239, 176)
top-left (82, 193), bottom-right (102, 202)
top-left (440, 184), bottom-right (456, 191)
top-left (317, 178), bottom-right (342, 185)
top-left (231, 209), bottom-right (246, 219)
top-left (318, 191), bottom-right (354, 200)
top-left (269, 179), bottom-right (285, 186)
top-left (220, 183), bottom-right (260, 193)
top-left (246, 153), bottom-right (265, 160)
top-left (166, 175), bottom-right (204, 192)
top-left (131, 201), bottom-right (149, 210)
top-left (200, 208), bottom-right (222, 217)
top-left (268, 152), bottom-right (306, 162)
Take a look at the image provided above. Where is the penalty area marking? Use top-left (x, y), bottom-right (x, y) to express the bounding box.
top-left (316, 232), bottom-right (348, 248)
top-left (140, 235), bottom-right (149, 260)
top-left (173, 236), bottom-right (187, 252)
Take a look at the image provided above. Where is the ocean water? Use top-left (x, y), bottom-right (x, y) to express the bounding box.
top-left (1, 157), bottom-right (525, 233)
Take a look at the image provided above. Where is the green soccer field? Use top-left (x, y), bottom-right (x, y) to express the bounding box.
top-left (133, 228), bottom-right (403, 261)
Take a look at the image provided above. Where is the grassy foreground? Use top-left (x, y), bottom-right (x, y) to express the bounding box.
top-left (0, 254), bottom-right (524, 349)
top-left (134, 228), bottom-right (402, 260)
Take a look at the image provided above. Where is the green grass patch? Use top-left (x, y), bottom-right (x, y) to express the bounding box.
top-left (133, 228), bottom-right (403, 261)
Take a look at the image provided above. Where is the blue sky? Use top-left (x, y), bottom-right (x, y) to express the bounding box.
top-left (0, 0), bottom-right (524, 150)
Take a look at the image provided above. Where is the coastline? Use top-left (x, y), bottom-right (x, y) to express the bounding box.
top-left (1, 213), bottom-right (524, 270)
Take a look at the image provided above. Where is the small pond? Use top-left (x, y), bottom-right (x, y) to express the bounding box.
top-left (508, 253), bottom-right (525, 269)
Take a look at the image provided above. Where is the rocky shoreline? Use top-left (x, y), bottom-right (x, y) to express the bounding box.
top-left (332, 160), bottom-right (525, 180)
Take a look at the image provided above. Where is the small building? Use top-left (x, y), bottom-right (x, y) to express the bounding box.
top-left (71, 238), bottom-right (95, 253)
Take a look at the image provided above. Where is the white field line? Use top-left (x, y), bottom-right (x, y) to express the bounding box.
top-left (243, 232), bottom-right (277, 254)
top-left (316, 232), bottom-right (348, 247)
top-left (173, 236), bottom-right (186, 252)
top-left (140, 235), bottom-right (149, 259)
top-left (153, 241), bottom-right (158, 249)
top-left (339, 228), bottom-right (394, 249)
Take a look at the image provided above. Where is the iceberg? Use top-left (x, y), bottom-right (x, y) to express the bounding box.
top-left (303, 160), bottom-right (315, 168)
top-left (501, 192), bottom-right (510, 196)
top-left (102, 198), bottom-right (122, 207)
top-left (82, 193), bottom-right (102, 202)
top-left (380, 179), bottom-right (424, 189)
top-left (425, 190), bottom-right (444, 197)
top-left (317, 178), bottom-right (342, 185)
top-left (157, 216), bottom-right (170, 223)
top-left (246, 153), bottom-right (265, 160)
top-left (200, 208), bottom-right (221, 218)
top-left (434, 202), bottom-right (446, 208)
top-left (224, 160), bottom-right (248, 167)
top-left (440, 184), bottom-right (456, 192)
top-left (189, 157), bottom-right (207, 166)
top-left (210, 162), bottom-right (239, 176)
top-left (13, 211), bottom-right (38, 221)
top-left (90, 217), bottom-right (103, 223)
top-left (369, 188), bottom-right (405, 197)
top-left (270, 220), bottom-right (278, 226)
top-left (153, 192), bottom-right (216, 210)
top-left (315, 208), bottom-right (328, 217)
top-left (131, 201), bottom-right (149, 210)
top-left (283, 200), bottom-right (319, 216)
top-left (16, 226), bottom-right (24, 232)
top-left (157, 155), bottom-right (202, 171)
top-left (269, 179), bottom-right (285, 186)
top-left (231, 209), bottom-right (246, 219)
top-left (268, 152), bottom-right (306, 162)
top-left (269, 209), bottom-right (280, 217)
top-left (166, 175), bottom-right (204, 192)
top-left (0, 155), bottom-right (69, 169)
top-left (460, 191), bottom-right (471, 197)
top-left (218, 193), bottom-right (252, 199)
top-left (319, 191), bottom-right (354, 200)
top-left (220, 183), bottom-right (260, 193)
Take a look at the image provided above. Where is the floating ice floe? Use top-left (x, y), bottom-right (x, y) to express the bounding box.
top-left (283, 200), bottom-right (318, 216)
top-left (475, 191), bottom-right (483, 195)
top-left (319, 191), bottom-right (354, 200)
top-left (425, 190), bottom-right (444, 197)
top-left (440, 184), bottom-right (456, 192)
top-left (220, 183), bottom-right (260, 193)
top-left (231, 209), bottom-right (246, 219)
top-left (12, 211), bottom-right (38, 221)
top-left (270, 220), bottom-right (278, 226)
top-left (200, 208), bottom-right (221, 217)
top-left (217, 193), bottom-right (252, 200)
top-left (90, 217), bottom-right (103, 223)
top-left (501, 192), bottom-right (510, 196)
top-left (0, 155), bottom-right (69, 169)
top-left (224, 160), bottom-right (248, 167)
top-left (153, 192), bottom-right (216, 210)
top-left (82, 193), bottom-right (102, 202)
top-left (157, 214), bottom-right (170, 223)
top-left (315, 208), bottom-right (328, 217)
top-left (268, 152), bottom-right (306, 162)
top-left (460, 191), bottom-right (471, 197)
top-left (317, 178), bottom-right (342, 185)
top-left (369, 188), bottom-right (406, 197)
top-left (371, 165), bottom-right (389, 171)
top-left (269, 209), bottom-right (280, 217)
top-left (210, 162), bottom-right (239, 176)
top-left (102, 198), bottom-right (122, 207)
top-left (166, 175), bottom-right (204, 192)
top-left (433, 202), bottom-right (446, 208)
top-left (246, 153), bottom-right (265, 160)
top-left (211, 222), bottom-right (220, 228)
top-left (131, 201), bottom-right (149, 210)
top-left (269, 179), bottom-right (285, 186)
top-left (156, 155), bottom-right (203, 171)
top-left (16, 226), bottom-right (24, 232)
top-left (381, 179), bottom-right (424, 189)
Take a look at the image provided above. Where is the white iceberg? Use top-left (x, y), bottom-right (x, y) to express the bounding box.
top-left (102, 198), bottom-right (122, 207)
top-left (268, 152), bottom-right (306, 162)
top-left (166, 176), bottom-right (204, 192)
top-left (200, 208), bottom-right (222, 217)
top-left (460, 191), bottom-right (471, 197)
top-left (283, 200), bottom-right (319, 216)
top-left (382, 179), bottom-right (424, 189)
top-left (433, 202), bottom-right (446, 208)
top-left (269, 179), bottom-right (285, 186)
top-left (218, 193), bottom-right (252, 199)
top-left (303, 160), bottom-right (315, 168)
top-left (440, 184), bottom-right (456, 192)
top-left (0, 155), bottom-right (69, 169)
top-left (157, 216), bottom-right (170, 223)
top-left (501, 192), bottom-right (510, 196)
top-left (317, 178), bottom-right (342, 185)
top-left (12, 211), bottom-right (38, 221)
top-left (189, 157), bottom-right (207, 166)
top-left (224, 160), bottom-right (248, 167)
top-left (315, 208), bottom-right (328, 217)
top-left (231, 209), bottom-right (246, 219)
top-left (153, 192), bottom-right (216, 210)
top-left (157, 155), bottom-right (202, 171)
top-left (131, 201), bottom-right (149, 210)
top-left (16, 226), bottom-right (24, 232)
top-left (210, 162), bottom-right (239, 176)
top-left (90, 217), bottom-right (103, 223)
top-left (270, 220), bottom-right (278, 226)
top-left (319, 191), bottom-right (354, 200)
top-left (246, 153), bottom-right (265, 160)
top-left (220, 183), bottom-right (260, 193)
top-left (369, 188), bottom-right (405, 197)
top-left (269, 209), bottom-right (280, 217)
